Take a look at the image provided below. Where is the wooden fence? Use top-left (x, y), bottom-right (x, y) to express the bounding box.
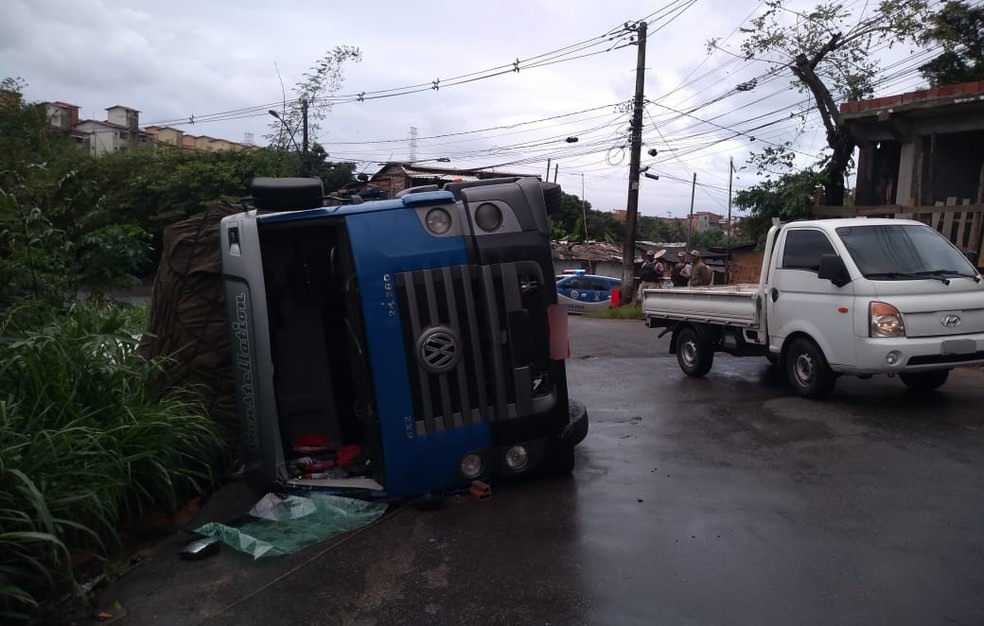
top-left (813, 200), bottom-right (984, 266)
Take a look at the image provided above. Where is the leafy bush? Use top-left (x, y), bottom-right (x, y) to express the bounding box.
top-left (0, 303), bottom-right (223, 621)
top-left (74, 224), bottom-right (153, 295)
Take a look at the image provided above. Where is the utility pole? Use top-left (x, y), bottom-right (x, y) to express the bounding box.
top-left (545, 158), bottom-right (551, 182)
top-left (686, 172), bottom-right (696, 251)
top-left (580, 173), bottom-right (588, 241)
top-left (553, 163), bottom-right (559, 183)
top-left (726, 157), bottom-right (733, 284)
top-left (301, 98), bottom-right (309, 176)
top-left (620, 20), bottom-right (647, 306)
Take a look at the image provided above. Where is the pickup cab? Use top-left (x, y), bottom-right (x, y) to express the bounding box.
top-left (642, 218), bottom-right (984, 398)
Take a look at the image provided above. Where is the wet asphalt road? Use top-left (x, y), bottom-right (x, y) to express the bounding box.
top-left (97, 316), bottom-right (984, 625)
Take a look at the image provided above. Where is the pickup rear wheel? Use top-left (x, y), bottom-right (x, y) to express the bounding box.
top-left (676, 326), bottom-right (713, 377)
top-left (899, 369), bottom-right (950, 392)
top-left (784, 337), bottom-right (835, 399)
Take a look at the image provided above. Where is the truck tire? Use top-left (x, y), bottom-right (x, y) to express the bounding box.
top-left (676, 326), bottom-right (713, 377)
top-left (784, 337), bottom-right (835, 399)
top-left (899, 369), bottom-right (950, 392)
top-left (541, 437), bottom-right (575, 476)
top-left (563, 398), bottom-right (589, 446)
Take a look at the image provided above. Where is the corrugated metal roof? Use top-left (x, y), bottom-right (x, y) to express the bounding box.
top-left (402, 167), bottom-right (481, 182)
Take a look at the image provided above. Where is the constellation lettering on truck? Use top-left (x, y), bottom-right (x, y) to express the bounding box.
top-left (383, 273), bottom-right (398, 317)
top-left (232, 292), bottom-right (258, 451)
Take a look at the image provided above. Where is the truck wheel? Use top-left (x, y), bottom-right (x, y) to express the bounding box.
top-left (541, 438), bottom-right (575, 476)
top-left (899, 369), bottom-right (950, 392)
top-left (676, 326), bottom-right (713, 377)
top-left (563, 398), bottom-right (589, 446)
top-left (784, 337), bottom-right (835, 399)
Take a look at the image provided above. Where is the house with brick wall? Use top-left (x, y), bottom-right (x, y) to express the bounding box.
top-left (818, 80), bottom-right (984, 264)
top-left (365, 162), bottom-right (536, 199)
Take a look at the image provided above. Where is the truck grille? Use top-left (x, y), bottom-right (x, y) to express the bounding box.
top-left (396, 263), bottom-right (540, 437)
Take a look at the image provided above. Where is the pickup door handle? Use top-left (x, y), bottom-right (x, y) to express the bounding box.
top-left (770, 287), bottom-right (779, 302)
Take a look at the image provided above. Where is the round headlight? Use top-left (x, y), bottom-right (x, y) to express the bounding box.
top-left (459, 453), bottom-right (483, 479)
top-left (504, 445), bottom-right (529, 472)
top-left (425, 208), bottom-right (452, 235)
top-left (475, 202), bottom-right (503, 232)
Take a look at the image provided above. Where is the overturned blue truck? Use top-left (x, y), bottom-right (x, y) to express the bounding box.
top-left (220, 176), bottom-right (588, 499)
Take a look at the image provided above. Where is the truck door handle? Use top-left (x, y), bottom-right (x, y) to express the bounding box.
top-left (770, 288), bottom-right (779, 302)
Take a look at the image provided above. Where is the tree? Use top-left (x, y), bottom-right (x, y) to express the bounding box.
top-left (733, 169), bottom-right (825, 246)
top-left (918, 1), bottom-right (984, 86)
top-left (726, 0), bottom-right (929, 206)
top-left (307, 142), bottom-right (356, 191)
top-left (692, 228), bottom-right (726, 250)
top-left (266, 46), bottom-right (362, 155)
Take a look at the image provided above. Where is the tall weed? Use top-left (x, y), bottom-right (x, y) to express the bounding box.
top-left (0, 302), bottom-right (224, 621)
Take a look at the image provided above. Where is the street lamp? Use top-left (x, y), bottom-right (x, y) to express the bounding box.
top-left (406, 157), bottom-right (451, 164)
top-left (267, 109), bottom-right (302, 156)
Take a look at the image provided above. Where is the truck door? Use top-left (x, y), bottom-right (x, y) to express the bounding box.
top-left (767, 228), bottom-right (856, 367)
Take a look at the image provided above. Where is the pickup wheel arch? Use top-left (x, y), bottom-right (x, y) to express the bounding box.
top-left (782, 334), bottom-right (836, 399)
top-left (674, 324), bottom-right (714, 377)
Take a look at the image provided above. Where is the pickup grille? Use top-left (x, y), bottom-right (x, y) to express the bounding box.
top-left (396, 263), bottom-right (539, 437)
top-left (907, 351), bottom-right (984, 366)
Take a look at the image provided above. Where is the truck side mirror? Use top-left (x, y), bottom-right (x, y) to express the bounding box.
top-left (818, 254), bottom-right (850, 287)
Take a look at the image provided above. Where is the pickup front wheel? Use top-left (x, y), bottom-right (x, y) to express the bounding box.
top-left (676, 326), bottom-right (714, 377)
top-left (784, 337), bottom-right (835, 399)
top-left (899, 369), bottom-right (950, 392)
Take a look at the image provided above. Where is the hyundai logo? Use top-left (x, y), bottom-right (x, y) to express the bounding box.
top-left (941, 314), bottom-right (962, 328)
top-left (417, 327), bottom-right (460, 374)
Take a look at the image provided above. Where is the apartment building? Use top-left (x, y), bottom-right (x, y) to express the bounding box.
top-left (45, 100), bottom-right (252, 155)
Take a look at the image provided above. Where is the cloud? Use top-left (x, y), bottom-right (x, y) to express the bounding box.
top-left (3, 0), bottom-right (930, 217)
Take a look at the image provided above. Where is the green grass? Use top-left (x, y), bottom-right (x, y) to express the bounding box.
top-left (586, 305), bottom-right (644, 320)
top-left (0, 302), bottom-right (223, 622)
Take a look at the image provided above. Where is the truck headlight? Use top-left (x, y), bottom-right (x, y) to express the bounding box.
top-left (475, 203), bottom-right (503, 232)
top-left (870, 301), bottom-right (905, 337)
top-left (425, 208), bottom-right (452, 235)
top-left (504, 445), bottom-right (529, 472)
top-left (459, 453), bottom-right (483, 479)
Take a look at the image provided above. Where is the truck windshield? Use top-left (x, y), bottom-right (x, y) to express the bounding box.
top-left (836, 224), bottom-right (978, 280)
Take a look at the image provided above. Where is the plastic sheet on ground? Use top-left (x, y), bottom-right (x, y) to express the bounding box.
top-left (194, 493), bottom-right (387, 559)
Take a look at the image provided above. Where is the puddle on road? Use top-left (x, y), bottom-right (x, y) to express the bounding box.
top-left (761, 398), bottom-right (869, 439)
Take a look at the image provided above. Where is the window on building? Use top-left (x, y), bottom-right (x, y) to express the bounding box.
top-left (119, 131), bottom-right (128, 139)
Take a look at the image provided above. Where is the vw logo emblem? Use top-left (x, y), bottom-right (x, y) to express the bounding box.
top-left (417, 327), bottom-right (460, 374)
top-left (940, 314), bottom-right (962, 328)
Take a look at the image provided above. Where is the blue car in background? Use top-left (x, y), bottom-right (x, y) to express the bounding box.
top-left (555, 270), bottom-right (621, 314)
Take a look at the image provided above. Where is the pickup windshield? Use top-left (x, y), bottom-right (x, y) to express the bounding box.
top-left (836, 224), bottom-right (979, 280)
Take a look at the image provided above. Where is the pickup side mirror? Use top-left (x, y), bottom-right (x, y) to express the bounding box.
top-left (965, 249), bottom-right (979, 267)
top-left (818, 254), bottom-right (851, 287)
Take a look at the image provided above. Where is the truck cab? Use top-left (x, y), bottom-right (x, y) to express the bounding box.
top-left (221, 176), bottom-right (587, 498)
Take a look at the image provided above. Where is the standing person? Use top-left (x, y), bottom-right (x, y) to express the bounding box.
top-left (670, 251), bottom-right (690, 287)
top-left (688, 249), bottom-right (712, 286)
top-left (637, 249), bottom-right (666, 301)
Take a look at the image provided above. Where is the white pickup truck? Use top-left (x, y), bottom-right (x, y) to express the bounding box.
top-left (642, 218), bottom-right (984, 398)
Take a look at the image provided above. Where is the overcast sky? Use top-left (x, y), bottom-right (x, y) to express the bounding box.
top-left (2, 0), bottom-right (935, 218)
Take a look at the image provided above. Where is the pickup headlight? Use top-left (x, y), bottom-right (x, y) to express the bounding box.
top-left (870, 301), bottom-right (905, 337)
